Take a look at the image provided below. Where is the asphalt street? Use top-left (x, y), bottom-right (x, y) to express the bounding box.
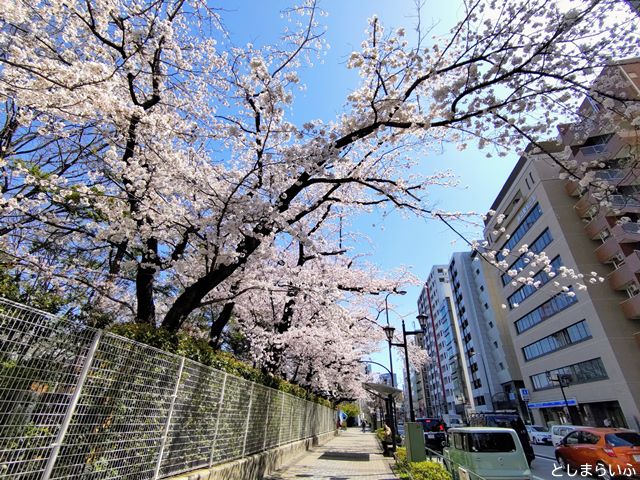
top-left (531, 444), bottom-right (570, 480)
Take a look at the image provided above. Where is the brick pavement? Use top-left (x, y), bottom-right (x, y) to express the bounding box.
top-left (264, 428), bottom-right (399, 480)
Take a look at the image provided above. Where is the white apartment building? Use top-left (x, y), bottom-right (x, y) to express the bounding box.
top-left (448, 252), bottom-right (527, 416)
top-left (417, 266), bottom-right (475, 419)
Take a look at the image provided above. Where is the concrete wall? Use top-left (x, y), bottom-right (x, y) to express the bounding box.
top-left (165, 430), bottom-right (336, 480)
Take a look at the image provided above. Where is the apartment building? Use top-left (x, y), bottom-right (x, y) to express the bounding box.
top-left (417, 266), bottom-right (475, 419)
top-left (482, 61), bottom-right (640, 428)
top-left (448, 252), bottom-right (527, 416)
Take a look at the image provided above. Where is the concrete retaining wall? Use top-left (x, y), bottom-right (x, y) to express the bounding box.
top-left (164, 430), bottom-right (336, 480)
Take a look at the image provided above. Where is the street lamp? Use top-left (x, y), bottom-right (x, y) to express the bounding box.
top-left (469, 351), bottom-right (495, 411)
top-left (546, 371), bottom-right (580, 424)
top-left (383, 319), bottom-right (425, 423)
top-left (384, 290), bottom-right (406, 389)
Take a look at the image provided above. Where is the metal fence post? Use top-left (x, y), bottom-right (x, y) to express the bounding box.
top-left (153, 357), bottom-right (185, 480)
top-left (241, 383), bottom-right (254, 457)
top-left (208, 372), bottom-right (228, 467)
top-left (42, 330), bottom-right (102, 480)
top-left (289, 400), bottom-right (294, 442)
top-left (262, 389), bottom-right (271, 451)
top-left (278, 392), bottom-right (285, 446)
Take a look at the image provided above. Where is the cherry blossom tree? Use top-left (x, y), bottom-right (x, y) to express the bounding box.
top-left (1, 0), bottom-right (638, 393)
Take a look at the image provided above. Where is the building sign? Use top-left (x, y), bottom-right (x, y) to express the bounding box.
top-left (519, 388), bottom-right (529, 401)
top-left (527, 398), bottom-right (578, 409)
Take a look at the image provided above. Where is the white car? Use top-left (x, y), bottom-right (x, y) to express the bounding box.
top-left (550, 424), bottom-right (578, 446)
top-left (526, 425), bottom-right (552, 444)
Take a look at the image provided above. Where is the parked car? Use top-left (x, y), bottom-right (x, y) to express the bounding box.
top-left (467, 412), bottom-right (535, 465)
top-left (443, 427), bottom-right (531, 480)
top-left (416, 417), bottom-right (447, 452)
top-left (554, 428), bottom-right (640, 479)
top-left (443, 414), bottom-right (465, 427)
top-left (526, 425), bottom-right (552, 445)
top-left (550, 424), bottom-right (579, 447)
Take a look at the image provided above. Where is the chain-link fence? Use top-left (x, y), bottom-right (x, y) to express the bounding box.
top-left (0, 298), bottom-right (335, 480)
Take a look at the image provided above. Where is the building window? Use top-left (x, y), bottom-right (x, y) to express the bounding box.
top-left (522, 320), bottom-right (592, 361)
top-left (577, 133), bottom-right (613, 156)
top-left (502, 228), bottom-right (554, 286)
top-left (530, 358), bottom-right (607, 391)
top-left (507, 256), bottom-right (563, 308)
top-left (496, 203), bottom-right (543, 262)
top-left (515, 290), bottom-right (578, 334)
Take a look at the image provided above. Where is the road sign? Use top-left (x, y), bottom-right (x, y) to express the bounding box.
top-left (519, 388), bottom-right (530, 401)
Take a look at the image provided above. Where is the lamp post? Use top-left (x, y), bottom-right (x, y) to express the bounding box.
top-left (384, 290), bottom-right (406, 389)
top-left (383, 318), bottom-right (425, 423)
top-left (381, 291), bottom-right (405, 452)
top-left (546, 371), bottom-right (580, 424)
top-left (470, 351), bottom-right (495, 411)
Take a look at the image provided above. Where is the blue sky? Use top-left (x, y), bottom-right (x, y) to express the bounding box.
top-left (220, 1), bottom-right (520, 379)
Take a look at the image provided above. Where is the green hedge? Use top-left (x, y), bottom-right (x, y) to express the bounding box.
top-left (393, 447), bottom-right (451, 480)
top-left (410, 461), bottom-right (452, 480)
top-left (108, 323), bottom-right (332, 408)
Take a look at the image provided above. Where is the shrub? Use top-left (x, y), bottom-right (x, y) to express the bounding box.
top-left (375, 427), bottom-right (386, 442)
top-left (410, 461), bottom-right (452, 480)
top-left (395, 446), bottom-right (407, 464)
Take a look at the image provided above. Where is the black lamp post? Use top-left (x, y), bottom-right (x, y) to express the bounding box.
top-left (383, 318), bottom-right (425, 423)
top-left (384, 290), bottom-right (406, 390)
top-left (546, 371), bottom-right (580, 425)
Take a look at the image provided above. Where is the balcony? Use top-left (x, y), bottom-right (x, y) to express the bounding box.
top-left (571, 134), bottom-right (625, 166)
top-left (575, 192), bottom-right (599, 218)
top-left (593, 168), bottom-right (640, 188)
top-left (565, 178), bottom-right (583, 197)
top-left (611, 222), bottom-right (640, 243)
top-left (595, 236), bottom-right (623, 263)
top-left (608, 251), bottom-right (640, 291)
top-left (620, 295), bottom-right (640, 320)
top-left (584, 214), bottom-right (610, 240)
top-left (607, 195), bottom-right (640, 215)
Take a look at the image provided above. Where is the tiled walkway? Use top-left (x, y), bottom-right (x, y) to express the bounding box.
top-left (264, 428), bottom-right (399, 480)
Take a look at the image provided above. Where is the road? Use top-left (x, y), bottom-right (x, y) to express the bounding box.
top-left (531, 444), bottom-right (568, 480)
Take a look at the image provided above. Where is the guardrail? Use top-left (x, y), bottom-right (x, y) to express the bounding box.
top-left (0, 297), bottom-right (334, 479)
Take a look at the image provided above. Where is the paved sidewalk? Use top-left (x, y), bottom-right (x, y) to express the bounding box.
top-left (264, 428), bottom-right (399, 480)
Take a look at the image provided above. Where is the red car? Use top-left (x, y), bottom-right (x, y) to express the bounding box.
top-left (555, 428), bottom-right (640, 479)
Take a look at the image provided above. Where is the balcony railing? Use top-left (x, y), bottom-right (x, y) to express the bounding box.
top-left (594, 169), bottom-right (625, 181)
top-left (608, 195), bottom-right (640, 213)
top-left (580, 144), bottom-right (608, 156)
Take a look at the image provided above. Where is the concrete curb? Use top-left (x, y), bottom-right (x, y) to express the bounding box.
top-left (164, 431), bottom-right (337, 480)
